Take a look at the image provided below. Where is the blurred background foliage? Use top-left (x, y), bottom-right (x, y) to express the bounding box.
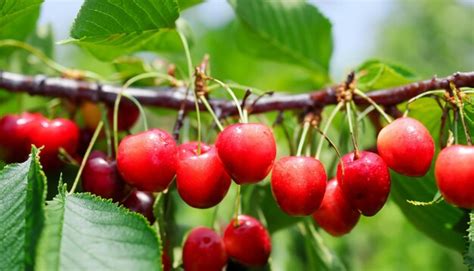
top-left (0, 0), bottom-right (473, 270)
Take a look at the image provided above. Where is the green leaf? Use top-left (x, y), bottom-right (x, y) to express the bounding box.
top-left (0, 0), bottom-right (43, 56)
top-left (139, 19), bottom-right (193, 53)
top-left (67, 0), bottom-right (180, 61)
top-left (36, 192), bottom-right (162, 271)
top-left (229, 0), bottom-right (332, 76)
top-left (356, 59), bottom-right (418, 91)
top-left (0, 146), bottom-right (46, 270)
top-left (464, 211), bottom-right (474, 269)
top-left (177, 0), bottom-right (203, 10)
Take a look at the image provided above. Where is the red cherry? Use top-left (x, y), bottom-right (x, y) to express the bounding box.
top-left (216, 123), bottom-right (276, 184)
top-left (29, 117), bottom-right (80, 169)
top-left (82, 151), bottom-right (125, 201)
top-left (176, 142), bottom-right (231, 208)
top-left (117, 129), bottom-right (177, 192)
top-left (224, 215), bottom-right (271, 267)
top-left (122, 189), bottom-right (155, 223)
top-left (107, 102), bottom-right (140, 131)
top-left (271, 156), bottom-right (327, 216)
top-left (337, 151), bottom-right (391, 216)
top-left (435, 145), bottom-right (474, 208)
top-left (183, 227), bottom-right (228, 271)
top-left (377, 117), bottom-right (434, 176)
top-left (312, 178), bottom-right (360, 236)
top-left (0, 112), bottom-right (44, 162)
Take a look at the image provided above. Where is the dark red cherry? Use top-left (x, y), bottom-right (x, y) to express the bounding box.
top-left (107, 101), bottom-right (140, 131)
top-left (82, 151), bottom-right (125, 201)
top-left (224, 215), bottom-right (271, 267)
top-left (337, 151), bottom-right (391, 216)
top-left (121, 189), bottom-right (155, 223)
top-left (77, 128), bottom-right (94, 157)
top-left (117, 129), bottom-right (177, 192)
top-left (0, 112), bottom-right (44, 162)
top-left (176, 142), bottom-right (231, 208)
top-left (216, 123), bottom-right (276, 184)
top-left (29, 117), bottom-right (80, 169)
top-left (435, 145), bottom-right (474, 208)
top-left (312, 178), bottom-right (360, 236)
top-left (377, 117), bottom-right (434, 176)
top-left (271, 156), bottom-right (327, 216)
top-left (183, 227), bottom-right (228, 271)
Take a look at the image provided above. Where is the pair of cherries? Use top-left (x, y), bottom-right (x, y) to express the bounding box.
top-left (183, 215), bottom-right (271, 270)
top-left (378, 117), bottom-right (474, 209)
top-left (0, 112), bottom-right (79, 169)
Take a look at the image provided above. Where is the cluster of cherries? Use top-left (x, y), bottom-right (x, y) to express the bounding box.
top-left (1, 107), bottom-right (473, 270)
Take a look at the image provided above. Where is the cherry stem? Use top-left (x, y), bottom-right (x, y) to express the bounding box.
top-left (99, 104), bottom-right (113, 157)
top-left (69, 121), bottom-right (103, 194)
top-left (346, 102), bottom-right (360, 159)
top-left (179, 31), bottom-right (203, 153)
top-left (403, 90), bottom-right (446, 117)
top-left (315, 102), bottom-right (344, 160)
top-left (59, 148), bottom-right (80, 167)
top-left (113, 72), bottom-right (172, 154)
top-left (453, 109), bottom-right (459, 145)
top-left (354, 89), bottom-right (392, 123)
top-left (0, 39), bottom-right (105, 81)
top-left (207, 82), bottom-right (266, 96)
top-left (233, 185), bottom-right (241, 227)
top-left (357, 105), bottom-right (375, 122)
top-left (210, 78), bottom-right (246, 123)
top-left (451, 84), bottom-right (472, 145)
top-left (296, 121), bottom-right (311, 156)
top-left (199, 96), bottom-right (224, 131)
top-left (209, 205), bottom-right (219, 229)
top-left (315, 127), bottom-right (343, 162)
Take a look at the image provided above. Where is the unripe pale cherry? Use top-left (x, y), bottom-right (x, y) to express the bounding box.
top-left (117, 129), bottom-right (177, 192)
top-left (216, 123), bottom-right (277, 184)
top-left (176, 142), bottom-right (231, 209)
top-left (312, 178), bottom-right (360, 236)
top-left (82, 151), bottom-right (125, 201)
top-left (337, 151), bottom-right (391, 216)
top-left (29, 117), bottom-right (80, 169)
top-left (182, 227), bottom-right (228, 271)
top-left (435, 145), bottom-right (474, 209)
top-left (377, 117), bottom-right (434, 176)
top-left (271, 156), bottom-right (327, 216)
top-left (223, 215), bottom-right (271, 267)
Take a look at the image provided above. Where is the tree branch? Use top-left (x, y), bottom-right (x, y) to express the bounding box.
top-left (0, 70), bottom-right (473, 116)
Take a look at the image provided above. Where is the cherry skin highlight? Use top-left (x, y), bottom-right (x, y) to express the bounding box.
top-left (82, 151), bottom-right (125, 201)
top-left (216, 123), bottom-right (276, 184)
top-left (0, 112), bottom-right (44, 163)
top-left (224, 215), bottom-right (271, 267)
top-left (337, 151), bottom-right (391, 216)
top-left (121, 189), bottom-right (155, 223)
top-left (176, 142), bottom-right (231, 208)
top-left (435, 145), bottom-right (474, 209)
top-left (182, 227), bottom-right (228, 271)
top-left (377, 117), bottom-right (434, 176)
top-left (117, 129), bottom-right (177, 192)
top-left (312, 178), bottom-right (360, 236)
top-left (107, 101), bottom-right (140, 131)
top-left (271, 156), bottom-right (327, 216)
top-left (29, 117), bottom-right (80, 169)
